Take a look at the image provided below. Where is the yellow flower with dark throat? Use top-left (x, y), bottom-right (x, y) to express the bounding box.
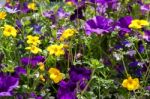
top-left (47, 44), bottom-right (64, 57)
top-left (27, 35), bottom-right (41, 46)
top-left (122, 76), bottom-right (140, 91)
top-left (3, 25), bottom-right (17, 37)
top-left (25, 46), bottom-right (42, 54)
top-left (0, 12), bottom-right (7, 20)
top-left (48, 68), bottom-right (63, 83)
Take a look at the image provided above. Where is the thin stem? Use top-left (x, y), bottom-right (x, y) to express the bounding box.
top-left (122, 57), bottom-right (128, 76)
top-left (81, 69), bottom-right (95, 95)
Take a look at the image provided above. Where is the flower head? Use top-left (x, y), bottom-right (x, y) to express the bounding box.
top-left (117, 16), bottom-right (133, 36)
top-left (5, 3), bottom-right (20, 13)
top-left (122, 76), bottom-right (140, 91)
top-left (47, 44), bottom-right (64, 57)
top-left (27, 35), bottom-right (41, 46)
top-left (60, 28), bottom-right (77, 41)
top-left (3, 25), bottom-right (17, 37)
top-left (85, 16), bottom-right (114, 35)
top-left (25, 46), bottom-right (42, 54)
top-left (27, 3), bottom-right (36, 10)
top-left (57, 80), bottom-right (77, 99)
top-left (0, 11), bottom-right (6, 20)
top-left (129, 19), bottom-right (149, 29)
top-left (0, 73), bottom-right (19, 96)
top-left (48, 68), bottom-right (63, 83)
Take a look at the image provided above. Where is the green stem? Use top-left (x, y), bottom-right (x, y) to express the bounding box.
top-left (81, 69), bottom-right (95, 95)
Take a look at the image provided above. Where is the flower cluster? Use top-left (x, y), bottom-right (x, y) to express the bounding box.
top-left (1, 0), bottom-right (150, 98)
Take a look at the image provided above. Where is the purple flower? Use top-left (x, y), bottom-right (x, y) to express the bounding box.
top-left (96, 0), bottom-right (119, 10)
top-left (143, 30), bottom-right (150, 42)
top-left (138, 41), bottom-right (144, 53)
top-left (57, 7), bottom-right (69, 19)
top-left (43, 10), bottom-right (54, 18)
top-left (145, 86), bottom-right (150, 91)
top-left (57, 66), bottom-right (91, 99)
top-left (5, 2), bottom-right (20, 13)
top-left (85, 16), bottom-right (114, 35)
top-left (16, 20), bottom-right (22, 29)
top-left (122, 40), bottom-right (132, 47)
top-left (117, 16), bottom-right (132, 36)
top-left (126, 50), bottom-right (136, 57)
top-left (43, 10), bottom-right (56, 23)
top-left (69, 66), bottom-right (91, 82)
top-left (135, 69), bottom-right (142, 77)
top-left (129, 61), bottom-right (138, 67)
top-left (21, 2), bottom-right (30, 13)
top-left (141, 3), bottom-right (150, 12)
top-left (96, 3), bottom-right (107, 15)
top-left (0, 73), bottom-right (19, 96)
top-left (33, 24), bottom-right (42, 34)
top-left (57, 80), bottom-right (77, 99)
top-left (21, 56), bottom-right (45, 68)
top-left (14, 66), bottom-right (27, 76)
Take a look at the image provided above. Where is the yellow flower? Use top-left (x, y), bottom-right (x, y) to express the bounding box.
top-left (48, 68), bottom-right (63, 83)
top-left (122, 76), bottom-right (140, 91)
top-left (25, 46), bottom-right (42, 54)
top-left (27, 3), bottom-right (36, 10)
top-left (38, 62), bottom-right (45, 71)
top-left (0, 12), bottom-right (7, 20)
top-left (27, 35), bottom-right (41, 46)
top-left (66, 1), bottom-right (74, 6)
top-left (39, 75), bottom-right (45, 82)
top-left (3, 25), bottom-right (17, 37)
top-left (47, 44), bottom-right (64, 57)
top-left (129, 19), bottom-right (149, 29)
top-left (60, 28), bottom-right (77, 41)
